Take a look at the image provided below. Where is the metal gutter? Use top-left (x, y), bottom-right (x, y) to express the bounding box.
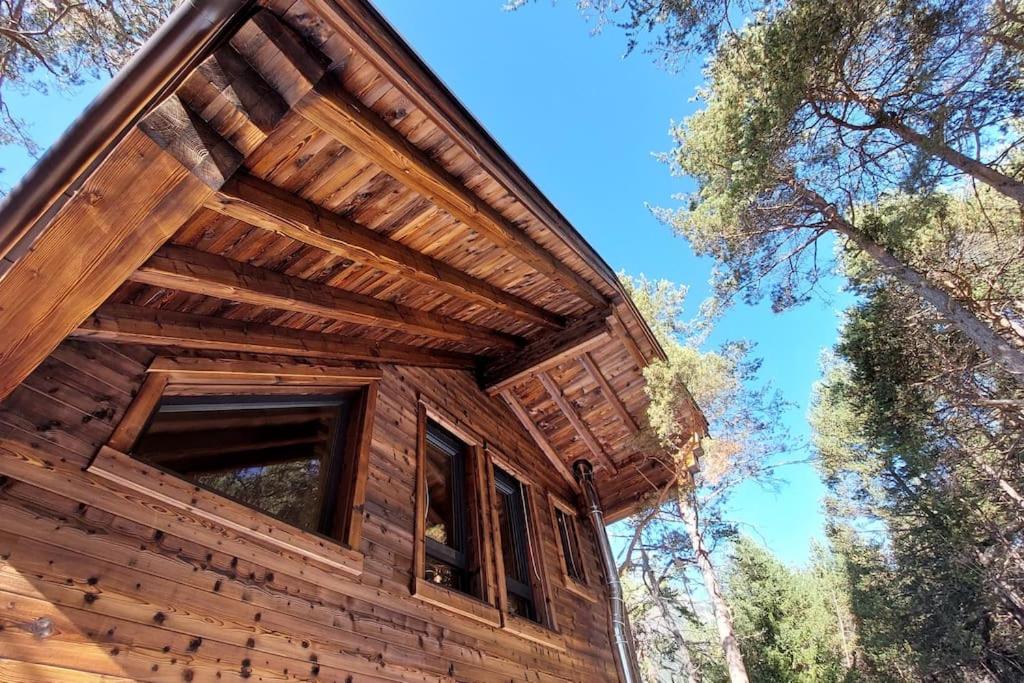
top-left (575, 459), bottom-right (642, 683)
top-left (0, 0), bottom-right (254, 273)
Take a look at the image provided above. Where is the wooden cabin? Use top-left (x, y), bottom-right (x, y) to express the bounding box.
top-left (0, 1), bottom-right (706, 681)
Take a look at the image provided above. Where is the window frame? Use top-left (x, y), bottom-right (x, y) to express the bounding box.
top-left (422, 418), bottom-right (472, 590)
top-left (549, 493), bottom-right (597, 603)
top-left (134, 393), bottom-right (355, 539)
top-left (88, 357), bottom-right (380, 575)
top-left (484, 449), bottom-right (563, 648)
top-left (493, 466), bottom-right (540, 621)
top-left (412, 399), bottom-right (501, 627)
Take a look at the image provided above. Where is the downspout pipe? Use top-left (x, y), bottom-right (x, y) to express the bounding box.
top-left (575, 459), bottom-right (642, 683)
top-left (0, 0), bottom-right (254, 269)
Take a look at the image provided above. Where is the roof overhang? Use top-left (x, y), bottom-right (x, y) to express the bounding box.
top-left (0, 0), bottom-right (703, 517)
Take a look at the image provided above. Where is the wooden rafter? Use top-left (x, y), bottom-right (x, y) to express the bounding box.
top-left (498, 389), bottom-right (580, 492)
top-left (132, 245), bottom-right (522, 350)
top-left (578, 352), bottom-right (639, 435)
top-left (483, 309), bottom-right (611, 394)
top-left (0, 119), bottom-right (232, 401)
top-left (147, 357), bottom-right (383, 384)
top-left (608, 310), bottom-right (648, 370)
top-left (72, 304), bottom-right (477, 370)
top-left (205, 173), bottom-right (564, 330)
top-left (269, 27), bottom-right (609, 309)
top-left (536, 371), bottom-right (617, 474)
top-left (0, 11), bottom-right (326, 402)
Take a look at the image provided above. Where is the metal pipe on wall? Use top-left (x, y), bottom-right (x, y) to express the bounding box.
top-left (575, 459), bottom-right (642, 683)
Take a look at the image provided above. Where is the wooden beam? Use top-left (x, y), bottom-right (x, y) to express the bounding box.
top-left (137, 95), bottom-right (244, 190)
top-left (72, 304), bottom-right (478, 370)
top-left (284, 63), bottom-right (609, 308)
top-left (536, 371), bottom-right (617, 474)
top-left (483, 309), bottom-right (612, 394)
top-left (106, 372), bottom-right (169, 454)
top-left (0, 12), bottom-right (321, 402)
top-left (578, 351), bottom-right (639, 435)
top-left (498, 390), bottom-right (579, 492)
top-left (206, 173), bottom-right (564, 330)
top-left (0, 132), bottom-right (218, 402)
top-left (132, 245), bottom-right (522, 350)
top-left (147, 356), bottom-right (383, 384)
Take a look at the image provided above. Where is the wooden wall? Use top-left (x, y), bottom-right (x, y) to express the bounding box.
top-left (0, 341), bottom-right (620, 682)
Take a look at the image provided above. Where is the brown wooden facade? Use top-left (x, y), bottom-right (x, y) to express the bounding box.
top-left (0, 1), bottom-right (705, 680)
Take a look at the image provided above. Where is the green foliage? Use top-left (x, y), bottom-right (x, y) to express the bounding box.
top-left (621, 273), bottom-right (787, 490)
top-left (725, 538), bottom-right (852, 683)
top-left (811, 281), bottom-right (1024, 680)
top-left (0, 0), bottom-right (173, 159)
top-left (655, 0), bottom-right (1024, 317)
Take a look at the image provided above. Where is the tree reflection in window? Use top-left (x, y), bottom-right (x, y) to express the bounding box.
top-left (133, 396), bottom-right (353, 537)
top-left (423, 420), bottom-right (478, 596)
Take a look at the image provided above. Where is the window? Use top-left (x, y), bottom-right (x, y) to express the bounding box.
top-left (133, 394), bottom-right (355, 537)
top-left (89, 359), bottom-right (380, 574)
top-left (549, 495), bottom-right (593, 600)
top-left (412, 404), bottom-right (500, 625)
top-left (494, 466), bottom-right (541, 621)
top-left (423, 419), bottom-right (477, 595)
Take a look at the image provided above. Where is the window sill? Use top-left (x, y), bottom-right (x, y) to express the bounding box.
top-left (562, 577), bottom-right (598, 603)
top-left (502, 612), bottom-right (566, 652)
top-left (411, 577), bottom-right (501, 627)
top-left (87, 446), bottom-right (364, 576)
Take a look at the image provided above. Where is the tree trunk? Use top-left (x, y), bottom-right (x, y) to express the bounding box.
top-left (878, 115), bottom-right (1024, 207)
top-left (826, 577), bottom-right (855, 671)
top-left (677, 491), bottom-right (749, 683)
top-left (885, 465), bottom-right (1024, 628)
top-left (640, 550), bottom-right (700, 683)
top-left (792, 181), bottom-right (1024, 377)
top-left (973, 456), bottom-right (1024, 511)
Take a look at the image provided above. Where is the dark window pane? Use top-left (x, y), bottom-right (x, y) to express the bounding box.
top-left (556, 508), bottom-right (586, 583)
top-left (494, 467), bottom-right (538, 622)
top-left (425, 427), bottom-right (463, 553)
top-left (423, 421), bottom-right (478, 597)
top-left (196, 458), bottom-right (323, 531)
top-left (507, 592), bottom-right (536, 621)
top-left (424, 556), bottom-right (466, 591)
top-left (133, 396), bottom-right (352, 536)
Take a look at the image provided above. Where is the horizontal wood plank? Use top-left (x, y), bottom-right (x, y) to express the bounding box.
top-left (133, 244), bottom-right (522, 349)
top-left (148, 356), bottom-right (384, 383)
top-left (206, 173), bottom-right (564, 329)
top-left (296, 78), bottom-right (608, 308)
top-left (71, 303), bottom-right (479, 369)
top-left (412, 577), bottom-right (502, 628)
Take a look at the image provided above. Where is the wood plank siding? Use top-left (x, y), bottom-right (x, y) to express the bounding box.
top-left (0, 0), bottom-right (707, 680)
top-left (0, 342), bottom-right (617, 682)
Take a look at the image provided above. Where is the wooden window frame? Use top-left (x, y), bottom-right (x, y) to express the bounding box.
top-left (485, 449), bottom-right (565, 651)
top-left (88, 357), bottom-right (381, 576)
top-left (412, 397), bottom-right (501, 627)
top-left (549, 493), bottom-right (597, 603)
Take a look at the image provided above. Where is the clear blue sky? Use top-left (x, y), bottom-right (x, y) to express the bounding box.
top-left (0, 0), bottom-right (853, 567)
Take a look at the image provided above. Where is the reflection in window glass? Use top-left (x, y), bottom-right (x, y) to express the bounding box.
top-left (555, 507), bottom-right (586, 584)
top-left (424, 420), bottom-right (477, 596)
top-left (495, 466), bottom-right (539, 622)
top-left (133, 396), bottom-right (352, 536)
